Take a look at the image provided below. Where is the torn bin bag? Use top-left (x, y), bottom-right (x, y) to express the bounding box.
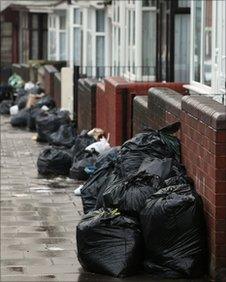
top-left (48, 124), bottom-right (77, 148)
top-left (76, 209), bottom-right (143, 277)
top-left (140, 184), bottom-right (207, 279)
top-left (37, 147), bottom-right (72, 176)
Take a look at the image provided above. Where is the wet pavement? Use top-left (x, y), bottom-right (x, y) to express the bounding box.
top-left (0, 116), bottom-right (208, 282)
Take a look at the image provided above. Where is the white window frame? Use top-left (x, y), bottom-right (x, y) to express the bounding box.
top-left (72, 7), bottom-right (83, 66)
top-left (112, 0), bottom-right (125, 76)
top-left (123, 0), bottom-right (156, 81)
top-left (48, 12), bottom-right (67, 61)
top-left (48, 14), bottom-right (58, 61)
top-left (140, 2), bottom-right (156, 81)
top-left (213, 0), bottom-right (226, 96)
top-left (189, 0), bottom-right (214, 94)
top-left (189, 0), bottom-right (226, 99)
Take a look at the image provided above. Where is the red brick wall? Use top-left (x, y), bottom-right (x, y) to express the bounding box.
top-left (96, 77), bottom-right (187, 146)
top-left (144, 88), bottom-right (226, 276)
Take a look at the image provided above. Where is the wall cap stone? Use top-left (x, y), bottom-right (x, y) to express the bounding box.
top-left (182, 95), bottom-right (226, 129)
top-left (148, 87), bottom-right (183, 117)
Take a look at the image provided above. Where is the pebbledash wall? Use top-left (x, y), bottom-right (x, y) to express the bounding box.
top-left (95, 77), bottom-right (187, 145)
top-left (133, 87), bottom-right (226, 275)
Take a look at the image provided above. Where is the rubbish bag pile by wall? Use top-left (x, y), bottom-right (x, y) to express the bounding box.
top-left (77, 123), bottom-right (208, 278)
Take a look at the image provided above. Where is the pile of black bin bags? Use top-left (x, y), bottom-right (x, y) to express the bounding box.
top-left (37, 130), bottom-right (98, 177)
top-left (77, 122), bottom-right (208, 279)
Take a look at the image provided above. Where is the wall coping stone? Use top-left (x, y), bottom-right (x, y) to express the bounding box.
top-left (84, 78), bottom-right (98, 89)
top-left (134, 95), bottom-right (148, 108)
top-left (148, 87), bottom-right (183, 117)
top-left (182, 96), bottom-right (226, 130)
top-left (44, 65), bottom-right (58, 74)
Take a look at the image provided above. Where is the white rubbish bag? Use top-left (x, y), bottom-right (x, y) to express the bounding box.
top-left (85, 136), bottom-right (110, 154)
top-left (10, 105), bottom-right (19, 116)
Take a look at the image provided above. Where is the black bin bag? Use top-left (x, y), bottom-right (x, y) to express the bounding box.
top-left (0, 100), bottom-right (13, 115)
top-left (36, 95), bottom-right (56, 109)
top-left (81, 148), bottom-right (120, 214)
top-left (140, 184), bottom-right (208, 279)
top-left (120, 122), bottom-right (181, 177)
top-left (10, 108), bottom-right (29, 127)
top-left (69, 152), bottom-right (98, 181)
top-left (36, 110), bottom-right (71, 142)
top-left (102, 172), bottom-right (160, 215)
top-left (27, 106), bottom-right (43, 131)
top-left (48, 124), bottom-right (77, 148)
top-left (37, 147), bottom-right (72, 176)
top-left (71, 132), bottom-right (96, 160)
top-left (76, 209), bottom-right (144, 277)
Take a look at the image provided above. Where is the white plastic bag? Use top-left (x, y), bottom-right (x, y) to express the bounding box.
top-left (24, 81), bottom-right (35, 91)
top-left (85, 136), bottom-right (111, 154)
top-left (41, 105), bottom-right (49, 111)
top-left (74, 184), bottom-right (84, 196)
top-left (10, 105), bottom-right (19, 116)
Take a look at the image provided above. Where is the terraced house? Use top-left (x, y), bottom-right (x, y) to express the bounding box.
top-left (0, 0), bottom-right (226, 277)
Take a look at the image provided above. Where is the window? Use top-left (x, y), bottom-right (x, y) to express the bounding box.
top-left (125, 1), bottom-right (136, 76)
top-left (73, 8), bottom-right (82, 66)
top-left (96, 10), bottom-right (105, 77)
top-left (48, 14), bottom-right (57, 60)
top-left (59, 14), bottom-right (66, 60)
top-left (19, 12), bottom-right (29, 63)
top-left (30, 14), bottom-right (47, 60)
top-left (142, 2), bottom-right (156, 77)
top-left (112, 1), bottom-right (122, 75)
top-left (191, 1), bottom-right (213, 87)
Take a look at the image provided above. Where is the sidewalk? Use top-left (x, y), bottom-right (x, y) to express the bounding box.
top-left (0, 116), bottom-right (207, 282)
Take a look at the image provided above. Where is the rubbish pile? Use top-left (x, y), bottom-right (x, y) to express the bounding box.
top-left (77, 123), bottom-right (208, 278)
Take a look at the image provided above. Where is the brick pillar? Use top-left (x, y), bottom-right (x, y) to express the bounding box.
top-left (77, 78), bottom-right (98, 133)
top-left (43, 65), bottom-right (58, 97)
